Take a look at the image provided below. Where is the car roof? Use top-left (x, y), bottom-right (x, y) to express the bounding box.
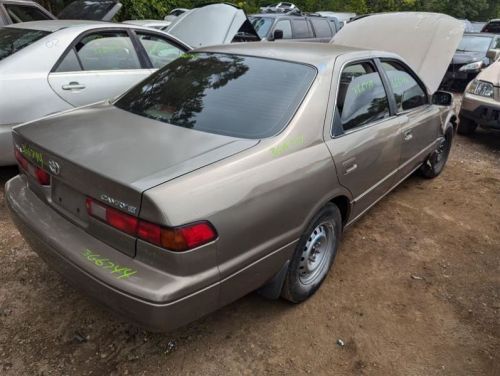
top-left (250, 13), bottom-right (303, 18)
top-left (197, 41), bottom-right (366, 67)
top-left (5, 19), bottom-right (158, 32)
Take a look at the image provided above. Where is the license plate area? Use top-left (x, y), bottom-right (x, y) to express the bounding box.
top-left (51, 179), bottom-right (89, 226)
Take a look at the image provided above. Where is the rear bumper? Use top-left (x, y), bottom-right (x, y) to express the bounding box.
top-left (460, 94), bottom-right (500, 130)
top-left (5, 175), bottom-right (219, 332)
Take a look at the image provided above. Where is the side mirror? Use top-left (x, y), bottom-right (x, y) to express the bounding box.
top-left (486, 49), bottom-right (500, 61)
top-left (432, 91), bottom-right (453, 106)
top-left (273, 29), bottom-right (284, 40)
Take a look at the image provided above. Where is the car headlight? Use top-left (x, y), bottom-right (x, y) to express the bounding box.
top-left (466, 79), bottom-right (494, 98)
top-left (459, 61), bottom-right (483, 72)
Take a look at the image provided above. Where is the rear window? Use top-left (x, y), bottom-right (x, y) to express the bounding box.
top-left (115, 53), bottom-right (316, 139)
top-left (310, 18), bottom-right (332, 38)
top-left (0, 27), bottom-right (49, 61)
top-left (4, 4), bottom-right (51, 23)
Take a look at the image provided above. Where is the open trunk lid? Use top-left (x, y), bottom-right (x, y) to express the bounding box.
top-left (331, 12), bottom-right (464, 94)
top-left (166, 3), bottom-right (260, 48)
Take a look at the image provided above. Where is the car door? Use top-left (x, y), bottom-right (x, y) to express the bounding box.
top-left (48, 29), bottom-right (152, 107)
top-left (132, 31), bottom-right (186, 70)
top-left (290, 17), bottom-right (314, 40)
top-left (379, 59), bottom-right (441, 179)
top-left (271, 19), bottom-right (293, 40)
top-left (325, 59), bottom-right (404, 222)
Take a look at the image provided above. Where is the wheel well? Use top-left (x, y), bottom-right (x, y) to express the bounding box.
top-left (449, 115), bottom-right (458, 132)
top-left (330, 195), bottom-right (351, 226)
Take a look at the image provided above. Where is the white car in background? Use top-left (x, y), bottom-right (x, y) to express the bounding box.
top-left (0, 4), bottom-right (260, 165)
top-left (122, 19), bottom-right (171, 31)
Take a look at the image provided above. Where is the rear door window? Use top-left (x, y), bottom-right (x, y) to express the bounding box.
top-left (4, 4), bottom-right (51, 23)
top-left (0, 27), bottom-right (49, 61)
top-left (482, 21), bottom-right (500, 33)
top-left (274, 19), bottom-right (292, 39)
top-left (74, 31), bottom-right (141, 71)
top-left (115, 53), bottom-right (316, 139)
top-left (336, 61), bottom-right (390, 131)
top-left (381, 61), bottom-right (428, 112)
top-left (291, 19), bottom-right (312, 38)
top-left (136, 32), bottom-right (184, 69)
top-left (310, 18), bottom-right (332, 38)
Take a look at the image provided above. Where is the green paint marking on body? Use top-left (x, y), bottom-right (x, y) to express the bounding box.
top-left (271, 135), bottom-right (304, 157)
top-left (20, 144), bottom-right (43, 166)
top-left (82, 249), bottom-right (138, 280)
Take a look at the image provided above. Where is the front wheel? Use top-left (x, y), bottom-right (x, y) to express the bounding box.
top-left (420, 126), bottom-right (453, 179)
top-left (281, 203), bottom-right (342, 303)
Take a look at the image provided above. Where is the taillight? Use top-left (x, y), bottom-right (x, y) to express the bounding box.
top-left (35, 168), bottom-right (50, 186)
top-left (15, 149), bottom-right (29, 170)
top-left (86, 198), bottom-right (217, 252)
top-left (15, 149), bottom-right (50, 186)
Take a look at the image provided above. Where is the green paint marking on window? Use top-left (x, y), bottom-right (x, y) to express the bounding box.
top-left (82, 249), bottom-right (137, 280)
top-left (20, 144), bottom-right (43, 167)
top-left (353, 80), bottom-right (375, 96)
top-left (271, 135), bottom-right (304, 157)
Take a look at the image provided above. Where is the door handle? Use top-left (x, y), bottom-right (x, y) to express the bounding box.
top-left (342, 157), bottom-right (358, 175)
top-left (403, 129), bottom-right (413, 142)
top-left (62, 81), bottom-right (86, 91)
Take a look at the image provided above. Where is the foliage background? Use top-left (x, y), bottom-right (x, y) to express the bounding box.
top-left (40, 0), bottom-right (499, 21)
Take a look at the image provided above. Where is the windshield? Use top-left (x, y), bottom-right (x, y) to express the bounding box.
top-left (4, 4), bottom-right (52, 23)
top-left (457, 35), bottom-right (492, 53)
top-left (251, 17), bottom-right (274, 39)
top-left (58, 0), bottom-right (118, 20)
top-left (115, 53), bottom-right (316, 139)
top-left (0, 27), bottom-right (49, 61)
top-left (482, 21), bottom-right (500, 33)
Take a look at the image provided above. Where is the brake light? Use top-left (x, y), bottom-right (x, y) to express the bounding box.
top-left (15, 149), bottom-right (50, 186)
top-left (86, 198), bottom-right (217, 251)
top-left (35, 167), bottom-right (50, 186)
top-left (15, 149), bottom-right (29, 170)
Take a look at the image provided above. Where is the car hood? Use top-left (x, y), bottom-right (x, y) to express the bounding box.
top-left (13, 103), bottom-right (258, 192)
top-left (331, 12), bottom-right (464, 94)
top-left (475, 61), bottom-right (500, 86)
top-left (165, 4), bottom-right (260, 48)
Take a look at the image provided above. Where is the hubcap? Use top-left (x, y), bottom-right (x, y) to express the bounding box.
top-left (298, 221), bottom-right (335, 284)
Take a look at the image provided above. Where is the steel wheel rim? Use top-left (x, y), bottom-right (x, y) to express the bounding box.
top-left (298, 221), bottom-right (335, 285)
top-left (432, 134), bottom-right (451, 172)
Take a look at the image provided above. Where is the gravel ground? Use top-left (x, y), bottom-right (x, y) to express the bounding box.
top-left (0, 129), bottom-right (498, 376)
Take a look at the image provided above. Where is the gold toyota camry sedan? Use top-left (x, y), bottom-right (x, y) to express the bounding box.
top-left (5, 13), bottom-right (463, 331)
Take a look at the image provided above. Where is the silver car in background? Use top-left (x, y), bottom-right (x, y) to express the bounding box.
top-left (0, 4), bottom-right (260, 165)
top-left (0, 21), bottom-right (190, 165)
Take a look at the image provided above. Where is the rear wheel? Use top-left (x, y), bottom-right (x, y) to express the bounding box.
top-left (281, 203), bottom-right (342, 303)
top-left (420, 126), bottom-right (453, 179)
top-left (458, 116), bottom-right (477, 135)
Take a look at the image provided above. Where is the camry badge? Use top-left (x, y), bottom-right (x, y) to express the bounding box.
top-left (48, 160), bottom-right (61, 176)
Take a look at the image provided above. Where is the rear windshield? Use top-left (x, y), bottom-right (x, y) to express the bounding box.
top-left (4, 4), bottom-right (51, 23)
top-left (58, 0), bottom-right (117, 20)
top-left (0, 27), bottom-right (49, 61)
top-left (115, 53), bottom-right (316, 139)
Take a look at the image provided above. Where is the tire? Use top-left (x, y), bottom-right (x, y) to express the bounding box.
top-left (457, 116), bottom-right (477, 135)
top-left (281, 203), bottom-right (342, 303)
top-left (420, 126), bottom-right (453, 179)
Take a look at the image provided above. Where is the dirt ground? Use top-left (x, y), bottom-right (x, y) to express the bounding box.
top-left (0, 129), bottom-right (498, 376)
